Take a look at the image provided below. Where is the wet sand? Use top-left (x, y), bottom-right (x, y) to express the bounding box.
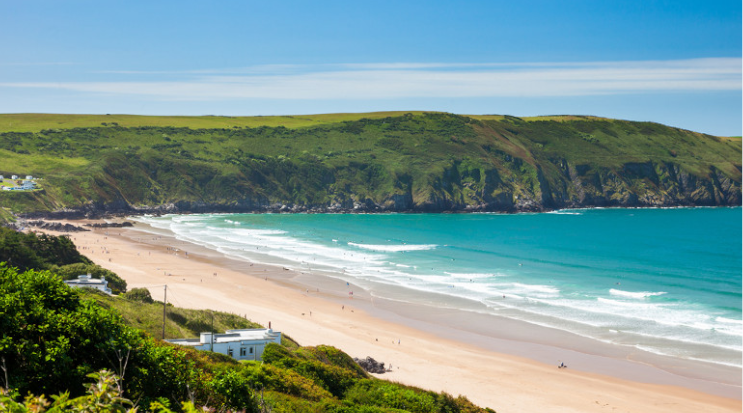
top-left (41, 219), bottom-right (741, 413)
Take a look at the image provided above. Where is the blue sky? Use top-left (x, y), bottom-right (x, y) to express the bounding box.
top-left (1, 0), bottom-right (740, 135)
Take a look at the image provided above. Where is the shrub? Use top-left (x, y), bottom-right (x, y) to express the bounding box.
top-left (123, 287), bottom-right (154, 303)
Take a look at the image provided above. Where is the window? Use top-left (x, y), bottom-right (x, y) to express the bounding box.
top-left (249, 347), bottom-right (253, 354)
top-left (240, 347), bottom-right (246, 357)
top-left (228, 348), bottom-right (233, 357)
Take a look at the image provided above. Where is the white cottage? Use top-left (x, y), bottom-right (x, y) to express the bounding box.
top-left (166, 329), bottom-right (281, 361)
top-left (64, 273), bottom-right (113, 294)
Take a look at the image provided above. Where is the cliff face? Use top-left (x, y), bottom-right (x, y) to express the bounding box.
top-left (1, 113), bottom-right (740, 219)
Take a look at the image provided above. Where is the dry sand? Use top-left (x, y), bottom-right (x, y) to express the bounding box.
top-left (42, 221), bottom-right (741, 413)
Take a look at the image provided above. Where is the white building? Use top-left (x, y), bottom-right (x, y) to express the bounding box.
top-left (166, 329), bottom-right (281, 361)
top-left (64, 273), bottom-right (113, 294)
top-left (11, 175), bottom-right (18, 180)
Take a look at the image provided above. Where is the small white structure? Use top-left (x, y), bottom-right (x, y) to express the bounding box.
top-left (64, 273), bottom-right (112, 294)
top-left (26, 175), bottom-right (33, 180)
top-left (166, 329), bottom-right (281, 361)
top-left (10, 175), bottom-right (18, 180)
top-left (0, 175), bottom-right (4, 181)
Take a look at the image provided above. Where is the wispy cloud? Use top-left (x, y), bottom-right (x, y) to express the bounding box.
top-left (2, 58), bottom-right (739, 101)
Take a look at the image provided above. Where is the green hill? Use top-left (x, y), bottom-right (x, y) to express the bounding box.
top-left (0, 112), bottom-right (739, 219)
top-left (0, 264), bottom-right (494, 412)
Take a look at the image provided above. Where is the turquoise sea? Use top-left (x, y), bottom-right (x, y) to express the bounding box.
top-left (137, 207), bottom-right (742, 368)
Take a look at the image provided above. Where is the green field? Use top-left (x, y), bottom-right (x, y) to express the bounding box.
top-left (0, 112), bottom-right (430, 133)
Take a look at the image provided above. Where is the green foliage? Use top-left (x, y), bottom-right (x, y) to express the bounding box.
top-left (0, 264), bottom-right (493, 412)
top-left (0, 370), bottom-right (136, 413)
top-left (0, 227), bottom-right (90, 272)
top-left (82, 289), bottom-right (264, 340)
top-left (0, 264), bottom-right (134, 396)
top-left (345, 380), bottom-right (436, 413)
top-left (123, 287), bottom-right (154, 303)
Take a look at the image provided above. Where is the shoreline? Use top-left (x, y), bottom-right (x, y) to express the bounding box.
top-left (16, 204), bottom-right (743, 224)
top-left (38, 218), bottom-right (741, 412)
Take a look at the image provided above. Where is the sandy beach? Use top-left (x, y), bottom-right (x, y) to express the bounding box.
top-left (39, 219), bottom-right (741, 413)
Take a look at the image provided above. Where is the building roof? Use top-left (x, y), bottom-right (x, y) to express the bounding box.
top-left (63, 274), bottom-right (112, 294)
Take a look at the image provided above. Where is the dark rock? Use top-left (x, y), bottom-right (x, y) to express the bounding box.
top-left (24, 220), bottom-right (89, 232)
top-left (85, 222), bottom-right (134, 228)
top-left (354, 356), bottom-right (386, 374)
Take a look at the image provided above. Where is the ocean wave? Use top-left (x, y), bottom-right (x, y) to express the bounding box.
top-left (547, 210), bottom-right (583, 215)
top-left (597, 297), bottom-right (662, 309)
top-left (716, 317), bottom-right (743, 325)
top-left (610, 289), bottom-right (667, 299)
top-left (348, 242), bottom-right (437, 252)
top-left (445, 272), bottom-right (503, 279)
top-left (230, 228), bottom-right (287, 236)
top-left (509, 283), bottom-right (560, 295)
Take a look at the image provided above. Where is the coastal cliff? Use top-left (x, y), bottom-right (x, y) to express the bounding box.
top-left (0, 112), bottom-right (739, 219)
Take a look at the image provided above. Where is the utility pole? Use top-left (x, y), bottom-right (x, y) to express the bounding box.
top-left (162, 285), bottom-right (167, 339)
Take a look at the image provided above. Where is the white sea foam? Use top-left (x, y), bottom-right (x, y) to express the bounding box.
top-left (610, 289), bottom-right (667, 299)
top-left (547, 210), bottom-right (583, 215)
top-left (445, 272), bottom-right (503, 279)
top-left (510, 283), bottom-right (560, 295)
top-left (597, 297), bottom-right (660, 309)
top-left (348, 242), bottom-right (437, 252)
top-left (716, 317), bottom-right (743, 325)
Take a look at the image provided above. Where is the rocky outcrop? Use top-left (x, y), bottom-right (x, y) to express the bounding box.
top-left (23, 220), bottom-right (89, 232)
top-left (86, 222), bottom-right (134, 228)
top-left (17, 161), bottom-right (740, 221)
top-left (354, 356), bottom-right (387, 374)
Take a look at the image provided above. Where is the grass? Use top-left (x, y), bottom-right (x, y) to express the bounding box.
top-left (81, 289), bottom-right (300, 348)
top-left (0, 112), bottom-right (431, 133)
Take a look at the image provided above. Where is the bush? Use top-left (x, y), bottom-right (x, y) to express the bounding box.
top-left (123, 287), bottom-right (154, 303)
top-left (0, 264), bottom-right (138, 397)
top-left (0, 227), bottom-right (90, 272)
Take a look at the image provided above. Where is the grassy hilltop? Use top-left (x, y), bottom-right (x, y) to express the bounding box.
top-left (0, 112), bottom-right (739, 219)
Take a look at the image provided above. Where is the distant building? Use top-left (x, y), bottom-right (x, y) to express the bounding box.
top-left (0, 175), bottom-right (4, 181)
top-left (166, 329), bottom-right (281, 361)
top-left (64, 273), bottom-right (112, 294)
top-left (26, 175), bottom-right (33, 180)
top-left (19, 180), bottom-right (36, 190)
top-left (10, 175), bottom-right (18, 180)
